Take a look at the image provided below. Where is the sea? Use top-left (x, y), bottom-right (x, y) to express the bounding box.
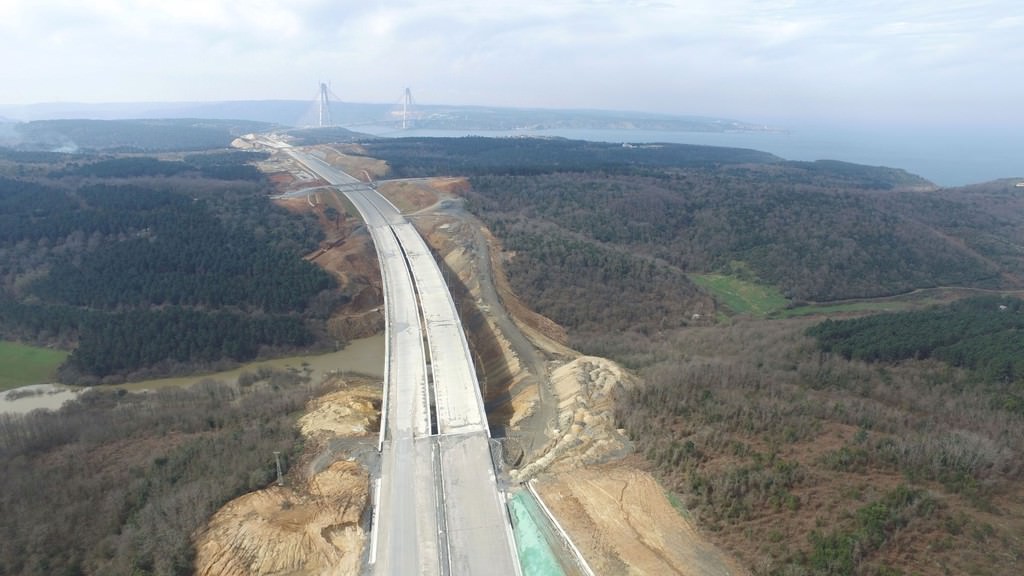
top-left (356, 123), bottom-right (1021, 188)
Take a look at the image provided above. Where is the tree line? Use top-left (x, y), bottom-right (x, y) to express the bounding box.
top-left (808, 296), bottom-right (1024, 401)
top-left (50, 153), bottom-right (267, 180)
top-left (10, 118), bottom-right (272, 152)
top-left (358, 136), bottom-right (781, 177)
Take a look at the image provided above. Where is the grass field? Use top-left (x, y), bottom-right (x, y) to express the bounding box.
top-left (689, 274), bottom-right (789, 316)
top-left (0, 342), bottom-right (68, 391)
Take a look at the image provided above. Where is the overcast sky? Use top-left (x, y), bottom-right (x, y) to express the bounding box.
top-left (1, 0), bottom-right (1021, 127)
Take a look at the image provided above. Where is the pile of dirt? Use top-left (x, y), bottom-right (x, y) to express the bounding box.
top-left (299, 383), bottom-right (381, 440)
top-left (194, 380), bottom-right (380, 576)
top-left (194, 460), bottom-right (368, 576)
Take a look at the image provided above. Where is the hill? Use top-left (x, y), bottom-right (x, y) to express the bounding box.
top-left (0, 100), bottom-right (775, 133)
top-left (2, 118), bottom-right (274, 152)
top-left (344, 136), bottom-right (1024, 575)
top-left (0, 148), bottom-right (334, 383)
top-left (354, 137), bottom-right (1021, 342)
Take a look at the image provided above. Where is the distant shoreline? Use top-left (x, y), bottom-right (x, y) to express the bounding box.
top-left (353, 124), bottom-right (1020, 187)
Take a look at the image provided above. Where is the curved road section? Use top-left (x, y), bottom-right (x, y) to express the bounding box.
top-left (284, 147), bottom-right (521, 576)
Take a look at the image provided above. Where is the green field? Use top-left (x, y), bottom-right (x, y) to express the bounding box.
top-left (690, 273), bottom-right (789, 316)
top-left (0, 342), bottom-right (68, 391)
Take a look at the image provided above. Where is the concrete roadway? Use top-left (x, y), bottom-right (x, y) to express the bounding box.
top-left (284, 150), bottom-right (440, 574)
top-left (368, 218), bottom-right (439, 575)
top-left (391, 223), bottom-right (489, 435)
top-left (284, 148), bottom-right (519, 575)
top-left (383, 216), bottom-right (519, 575)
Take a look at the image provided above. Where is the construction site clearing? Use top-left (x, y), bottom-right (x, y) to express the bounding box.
top-left (193, 145), bottom-right (744, 575)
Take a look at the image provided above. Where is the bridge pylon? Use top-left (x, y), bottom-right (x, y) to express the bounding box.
top-left (318, 82), bottom-right (332, 127)
top-left (402, 88), bottom-right (414, 129)
top-left (389, 87), bottom-right (418, 129)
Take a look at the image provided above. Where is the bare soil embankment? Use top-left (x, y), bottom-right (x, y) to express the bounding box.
top-left (537, 466), bottom-right (748, 576)
top-left (269, 156), bottom-right (385, 345)
top-left (389, 177), bottom-right (567, 455)
top-left (520, 355), bottom-right (746, 575)
top-left (513, 356), bottom-right (635, 478)
top-left (194, 380), bottom-right (379, 576)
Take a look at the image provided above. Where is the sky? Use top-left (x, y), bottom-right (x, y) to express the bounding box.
top-left (0, 0), bottom-right (1022, 128)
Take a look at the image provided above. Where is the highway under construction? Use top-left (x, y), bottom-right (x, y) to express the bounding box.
top-left (282, 144), bottom-right (521, 576)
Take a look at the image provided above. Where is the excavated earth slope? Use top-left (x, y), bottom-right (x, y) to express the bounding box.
top-left (194, 381), bottom-right (379, 576)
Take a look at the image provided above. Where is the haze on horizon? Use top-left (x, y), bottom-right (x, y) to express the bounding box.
top-left (1, 0), bottom-right (1021, 131)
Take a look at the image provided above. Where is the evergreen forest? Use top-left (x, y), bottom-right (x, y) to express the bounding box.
top-left (8, 118), bottom-right (273, 152)
top-left (0, 148), bottom-right (334, 382)
top-left (809, 295), bottom-right (1024, 401)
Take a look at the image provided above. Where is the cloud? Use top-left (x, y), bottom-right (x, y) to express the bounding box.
top-left (0, 0), bottom-right (1020, 125)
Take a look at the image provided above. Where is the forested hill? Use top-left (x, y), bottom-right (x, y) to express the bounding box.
top-left (4, 118), bottom-right (273, 152)
top-left (356, 136), bottom-right (1021, 336)
top-left (358, 137), bottom-right (931, 188)
top-left (359, 136), bottom-right (782, 175)
top-left (0, 149), bottom-right (334, 383)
